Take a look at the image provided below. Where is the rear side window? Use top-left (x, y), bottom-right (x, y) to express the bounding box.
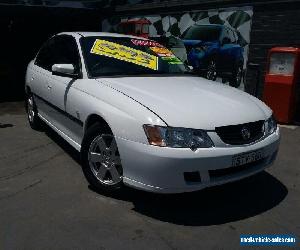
top-left (35, 35), bottom-right (80, 73)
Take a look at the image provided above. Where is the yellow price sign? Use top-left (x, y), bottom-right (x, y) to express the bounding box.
top-left (90, 39), bottom-right (158, 71)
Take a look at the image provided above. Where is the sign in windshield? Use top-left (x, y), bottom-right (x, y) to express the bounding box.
top-left (91, 39), bottom-right (159, 71)
top-left (81, 36), bottom-right (187, 77)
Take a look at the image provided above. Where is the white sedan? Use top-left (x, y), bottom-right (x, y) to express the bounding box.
top-left (25, 32), bottom-right (280, 193)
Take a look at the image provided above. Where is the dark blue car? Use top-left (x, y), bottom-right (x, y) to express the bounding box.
top-left (182, 24), bottom-right (244, 87)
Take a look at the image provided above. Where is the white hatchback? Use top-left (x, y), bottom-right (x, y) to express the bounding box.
top-left (25, 32), bottom-right (280, 193)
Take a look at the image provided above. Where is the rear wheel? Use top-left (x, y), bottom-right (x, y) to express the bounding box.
top-left (81, 123), bottom-right (123, 192)
top-left (206, 59), bottom-right (217, 81)
top-left (26, 93), bottom-right (42, 130)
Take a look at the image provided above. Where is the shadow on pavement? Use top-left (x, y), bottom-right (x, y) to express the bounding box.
top-left (44, 122), bottom-right (288, 226)
top-left (0, 123), bottom-right (14, 128)
top-left (44, 125), bottom-right (81, 164)
top-left (89, 171), bottom-right (286, 226)
top-left (132, 172), bottom-right (287, 226)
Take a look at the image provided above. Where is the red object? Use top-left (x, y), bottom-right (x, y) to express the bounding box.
top-left (263, 47), bottom-right (300, 124)
top-left (117, 18), bottom-right (151, 38)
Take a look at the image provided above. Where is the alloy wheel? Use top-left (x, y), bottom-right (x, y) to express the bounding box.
top-left (88, 134), bottom-right (122, 186)
top-left (236, 66), bottom-right (243, 84)
top-left (27, 96), bottom-right (35, 123)
top-left (206, 60), bottom-right (217, 81)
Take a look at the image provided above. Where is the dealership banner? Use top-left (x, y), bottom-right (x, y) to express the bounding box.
top-left (102, 6), bottom-right (253, 91)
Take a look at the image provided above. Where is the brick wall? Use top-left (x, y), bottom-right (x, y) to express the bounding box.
top-left (246, 2), bottom-right (300, 97)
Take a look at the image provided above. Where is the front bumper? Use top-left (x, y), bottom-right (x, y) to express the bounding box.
top-left (116, 128), bottom-right (280, 193)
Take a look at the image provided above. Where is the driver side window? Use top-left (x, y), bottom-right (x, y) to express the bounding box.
top-left (35, 35), bottom-right (81, 73)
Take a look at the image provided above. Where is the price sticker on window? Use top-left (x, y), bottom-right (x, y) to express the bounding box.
top-left (91, 39), bottom-right (158, 70)
top-left (150, 47), bottom-right (173, 57)
top-left (150, 47), bottom-right (183, 64)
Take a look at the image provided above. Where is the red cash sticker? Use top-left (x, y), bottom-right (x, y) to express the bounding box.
top-left (131, 39), bottom-right (163, 47)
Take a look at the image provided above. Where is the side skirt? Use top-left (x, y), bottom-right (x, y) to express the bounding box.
top-left (38, 113), bottom-right (81, 152)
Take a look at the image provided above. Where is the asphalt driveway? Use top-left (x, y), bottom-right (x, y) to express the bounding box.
top-left (0, 102), bottom-right (299, 250)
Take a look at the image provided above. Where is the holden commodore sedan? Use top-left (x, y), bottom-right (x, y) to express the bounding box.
top-left (25, 32), bottom-right (280, 193)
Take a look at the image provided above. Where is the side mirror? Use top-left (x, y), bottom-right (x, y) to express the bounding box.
top-left (52, 64), bottom-right (79, 78)
top-left (222, 37), bottom-right (231, 45)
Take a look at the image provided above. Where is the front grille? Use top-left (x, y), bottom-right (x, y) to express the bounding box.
top-left (209, 157), bottom-right (266, 180)
top-left (215, 120), bottom-right (265, 145)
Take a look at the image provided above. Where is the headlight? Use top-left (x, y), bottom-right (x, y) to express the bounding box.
top-left (264, 115), bottom-right (277, 136)
top-left (143, 125), bottom-right (214, 149)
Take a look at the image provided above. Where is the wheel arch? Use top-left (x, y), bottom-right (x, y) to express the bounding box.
top-left (83, 113), bottom-right (113, 136)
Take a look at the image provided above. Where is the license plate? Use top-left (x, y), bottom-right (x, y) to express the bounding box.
top-left (232, 150), bottom-right (264, 167)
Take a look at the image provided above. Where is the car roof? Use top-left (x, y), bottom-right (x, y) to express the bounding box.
top-left (57, 31), bottom-right (149, 40)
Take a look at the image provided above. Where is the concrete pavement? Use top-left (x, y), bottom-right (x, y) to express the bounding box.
top-left (0, 102), bottom-right (299, 250)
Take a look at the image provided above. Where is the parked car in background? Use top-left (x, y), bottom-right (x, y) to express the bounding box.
top-left (25, 32), bottom-right (280, 194)
top-left (182, 24), bottom-right (244, 87)
top-left (150, 35), bottom-right (188, 64)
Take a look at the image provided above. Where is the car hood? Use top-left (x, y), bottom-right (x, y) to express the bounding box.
top-left (97, 76), bottom-right (271, 130)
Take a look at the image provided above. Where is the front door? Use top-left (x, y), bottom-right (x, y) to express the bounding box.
top-left (34, 35), bottom-right (83, 145)
top-left (47, 35), bottom-right (83, 144)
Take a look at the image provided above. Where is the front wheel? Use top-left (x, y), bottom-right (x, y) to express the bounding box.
top-left (229, 65), bottom-right (243, 88)
top-left (206, 59), bottom-right (217, 81)
top-left (81, 123), bottom-right (123, 192)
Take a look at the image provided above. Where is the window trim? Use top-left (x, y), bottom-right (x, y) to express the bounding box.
top-left (79, 36), bottom-right (92, 79)
top-left (34, 36), bottom-right (53, 71)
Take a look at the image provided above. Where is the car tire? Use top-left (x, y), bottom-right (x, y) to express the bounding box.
top-left (206, 58), bottom-right (217, 81)
top-left (26, 93), bottom-right (42, 130)
top-left (81, 123), bottom-right (123, 193)
top-left (229, 64), bottom-right (243, 88)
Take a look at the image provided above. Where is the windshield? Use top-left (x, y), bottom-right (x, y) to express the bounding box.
top-left (182, 25), bottom-right (222, 41)
top-left (80, 36), bottom-right (189, 78)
